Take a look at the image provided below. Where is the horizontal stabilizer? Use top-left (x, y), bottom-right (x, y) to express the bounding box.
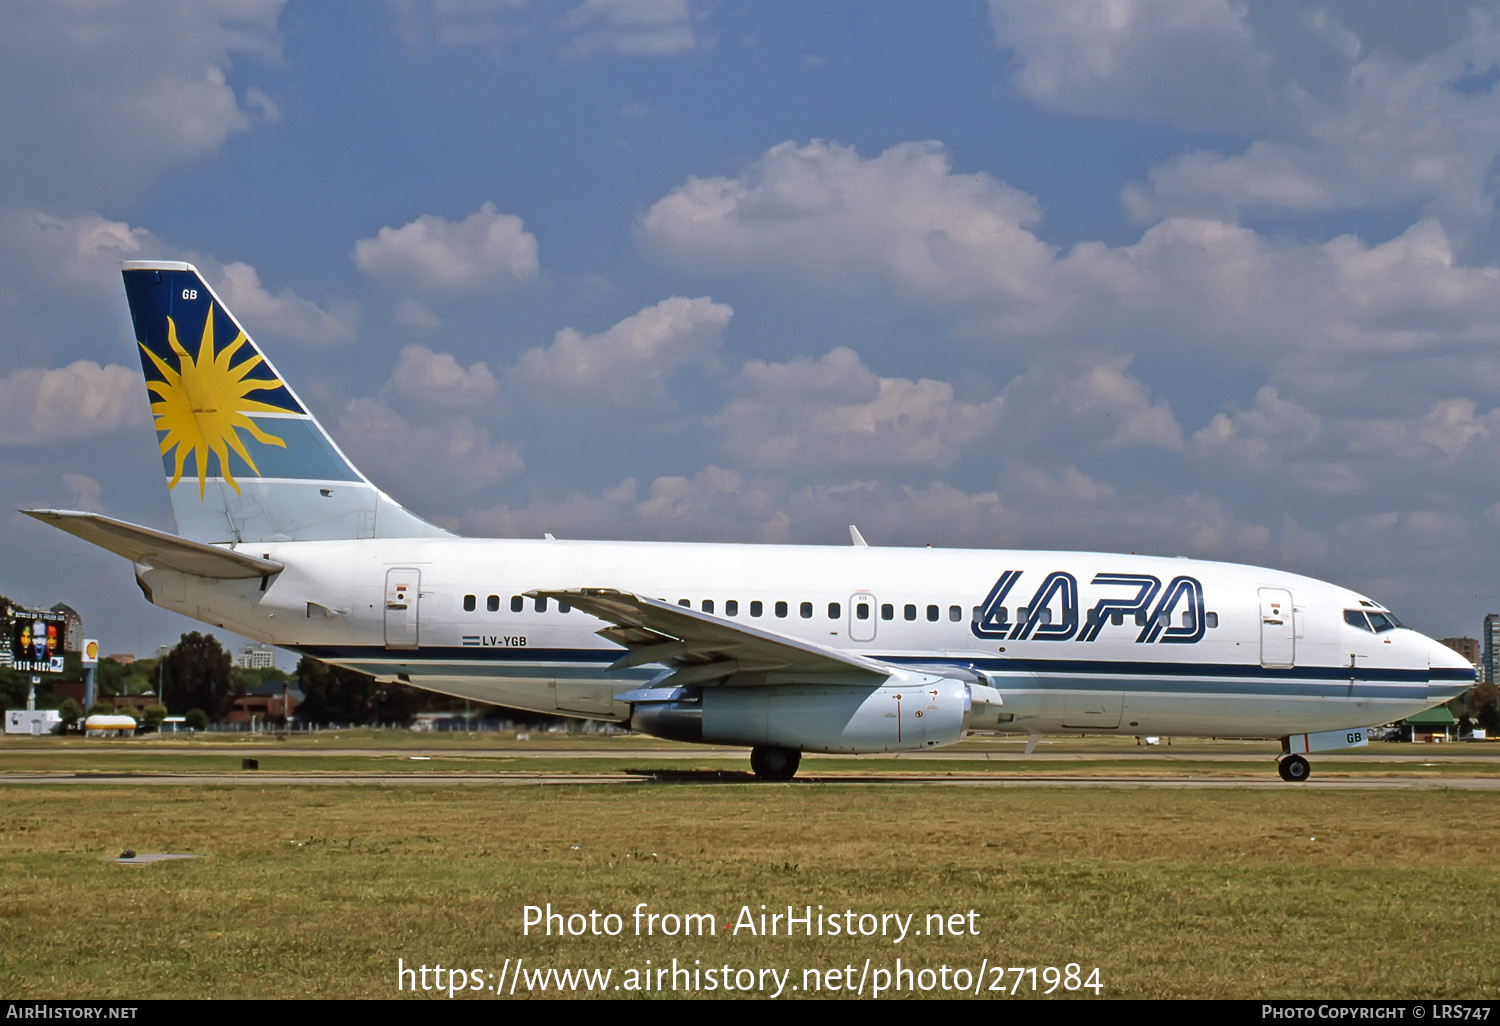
top-left (21, 509), bottom-right (283, 580)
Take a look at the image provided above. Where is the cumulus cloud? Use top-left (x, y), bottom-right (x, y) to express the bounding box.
top-left (0, 361), bottom-right (145, 445)
top-left (211, 261), bottom-right (357, 346)
top-left (461, 467), bottom-right (788, 543)
top-left (61, 472), bottom-right (105, 513)
top-left (1192, 386), bottom-right (1500, 504)
top-left (394, 0), bottom-right (704, 57)
top-left (510, 295), bottom-right (730, 403)
top-left (0, 1), bottom-right (286, 206)
top-left (353, 202), bottom-right (540, 295)
top-left (644, 141), bottom-right (1500, 369)
top-left (335, 397), bottom-right (523, 508)
top-left (993, 363), bottom-right (1185, 455)
top-left (394, 297), bottom-right (442, 334)
top-left (715, 346), bottom-right (1005, 471)
top-left (388, 344), bottom-right (500, 409)
top-left (569, 0), bottom-right (700, 56)
top-left (991, 1), bottom-right (1500, 236)
top-left (640, 140), bottom-right (1057, 315)
top-left (0, 208), bottom-right (161, 321)
top-left (0, 210), bottom-right (359, 358)
top-left (988, 0), bottom-right (1277, 132)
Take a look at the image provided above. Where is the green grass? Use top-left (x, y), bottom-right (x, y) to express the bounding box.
top-left (1, 785), bottom-right (1496, 999)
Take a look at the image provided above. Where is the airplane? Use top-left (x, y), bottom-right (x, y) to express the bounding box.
top-left (23, 261), bottom-right (1476, 782)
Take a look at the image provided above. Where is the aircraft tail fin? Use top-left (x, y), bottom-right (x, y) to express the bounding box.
top-left (120, 261), bottom-right (450, 544)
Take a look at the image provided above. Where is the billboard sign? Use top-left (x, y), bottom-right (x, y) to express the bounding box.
top-left (9, 610), bottom-right (67, 673)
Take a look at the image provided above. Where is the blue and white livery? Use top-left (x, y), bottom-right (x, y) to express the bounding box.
top-left (24, 261), bottom-right (1476, 781)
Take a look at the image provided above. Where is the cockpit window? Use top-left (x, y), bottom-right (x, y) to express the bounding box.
top-left (1366, 611), bottom-right (1396, 633)
top-left (1344, 609), bottom-right (1373, 632)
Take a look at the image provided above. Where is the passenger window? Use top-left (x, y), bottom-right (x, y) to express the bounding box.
top-left (775, 601), bottom-right (788, 618)
top-left (558, 600), bottom-right (570, 614)
top-left (828, 602), bottom-right (841, 619)
top-left (511, 596), bottom-right (524, 613)
top-left (904, 604), bottom-right (916, 621)
top-left (926, 604), bottom-right (939, 622)
top-left (1017, 606), bottom-right (1028, 624)
top-left (534, 596), bottom-right (548, 613)
top-left (1205, 612), bottom-right (1218, 628)
top-left (881, 603), bottom-right (893, 620)
top-left (1182, 611), bottom-right (1196, 630)
top-left (487, 595), bottom-right (499, 613)
top-left (702, 599), bottom-right (714, 614)
top-left (1110, 610), bottom-right (1124, 626)
top-left (1135, 610), bottom-right (1147, 627)
top-left (463, 595), bottom-right (476, 612)
top-left (751, 601), bottom-right (763, 617)
top-left (800, 601), bottom-right (813, 618)
top-left (857, 603), bottom-right (870, 620)
top-left (726, 600), bottom-right (739, 616)
top-left (678, 599), bottom-right (690, 608)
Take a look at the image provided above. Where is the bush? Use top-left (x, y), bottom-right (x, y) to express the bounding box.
top-left (184, 708), bottom-right (210, 732)
top-left (57, 698), bottom-right (83, 732)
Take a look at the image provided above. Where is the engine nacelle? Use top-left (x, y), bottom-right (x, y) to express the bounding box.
top-left (629, 673), bottom-right (988, 754)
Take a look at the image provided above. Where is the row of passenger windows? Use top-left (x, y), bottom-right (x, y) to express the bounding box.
top-left (461, 593), bottom-right (1217, 629)
top-left (464, 594), bottom-right (572, 614)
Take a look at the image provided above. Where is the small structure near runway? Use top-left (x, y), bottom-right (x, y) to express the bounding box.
top-left (6, 709), bottom-right (62, 735)
top-left (84, 714), bottom-right (137, 737)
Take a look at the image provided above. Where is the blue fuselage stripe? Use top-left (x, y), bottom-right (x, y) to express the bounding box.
top-left (297, 645), bottom-right (1465, 699)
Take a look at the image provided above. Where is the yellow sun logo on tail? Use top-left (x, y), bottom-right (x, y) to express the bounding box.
top-left (141, 311), bottom-right (288, 498)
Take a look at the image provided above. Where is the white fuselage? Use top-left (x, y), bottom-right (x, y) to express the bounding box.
top-left (136, 537), bottom-right (1474, 740)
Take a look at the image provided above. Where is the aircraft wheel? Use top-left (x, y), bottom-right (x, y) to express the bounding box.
top-left (1277, 755), bottom-right (1311, 783)
top-left (750, 745), bottom-right (801, 781)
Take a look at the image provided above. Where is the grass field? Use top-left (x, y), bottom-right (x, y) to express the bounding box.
top-left (3, 730), bottom-right (1497, 778)
top-left (1, 735), bottom-right (1497, 1000)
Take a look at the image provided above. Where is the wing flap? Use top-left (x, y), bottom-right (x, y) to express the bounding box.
top-left (531, 588), bottom-right (891, 687)
top-left (22, 509), bottom-right (283, 580)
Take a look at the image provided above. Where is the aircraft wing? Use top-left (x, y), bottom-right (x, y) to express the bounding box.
top-left (529, 588), bottom-right (893, 687)
top-left (21, 509), bottom-right (284, 580)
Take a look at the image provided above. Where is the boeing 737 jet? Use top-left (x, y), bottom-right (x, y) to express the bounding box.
top-left (23, 262), bottom-right (1476, 780)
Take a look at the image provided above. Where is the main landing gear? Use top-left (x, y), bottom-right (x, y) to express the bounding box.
top-left (1276, 754), bottom-right (1311, 782)
top-left (750, 745), bottom-right (801, 781)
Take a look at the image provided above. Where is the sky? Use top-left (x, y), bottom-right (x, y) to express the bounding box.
top-left (5, 0), bottom-right (1500, 664)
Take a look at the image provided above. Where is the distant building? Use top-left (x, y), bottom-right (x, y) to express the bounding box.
top-left (7, 709), bottom-right (62, 735)
top-left (1440, 637), bottom-right (1480, 668)
top-left (228, 680), bottom-right (303, 725)
top-left (107, 653), bottom-right (136, 666)
top-left (1485, 615), bottom-right (1500, 684)
top-left (235, 643), bottom-right (277, 670)
top-left (52, 680), bottom-right (86, 704)
top-left (48, 604), bottom-right (83, 652)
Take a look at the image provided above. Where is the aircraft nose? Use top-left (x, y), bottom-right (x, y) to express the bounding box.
top-left (1423, 635), bottom-right (1477, 702)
